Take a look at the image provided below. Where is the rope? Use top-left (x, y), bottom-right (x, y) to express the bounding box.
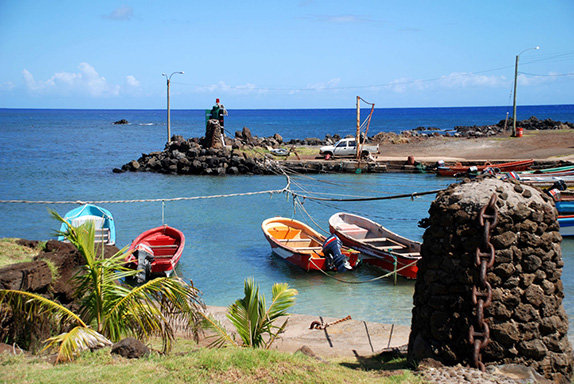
top-left (0, 188), bottom-right (289, 205)
top-left (291, 189), bottom-right (443, 202)
top-left (308, 257), bottom-right (419, 284)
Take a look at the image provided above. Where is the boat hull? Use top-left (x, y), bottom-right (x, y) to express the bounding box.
top-left (437, 160), bottom-right (534, 177)
top-left (329, 212), bottom-right (421, 279)
top-left (58, 204), bottom-right (116, 245)
top-left (126, 225), bottom-right (185, 278)
top-left (557, 201), bottom-right (574, 215)
top-left (559, 215), bottom-right (574, 237)
top-left (261, 217), bottom-right (359, 272)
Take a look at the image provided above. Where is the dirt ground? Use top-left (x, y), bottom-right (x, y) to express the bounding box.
top-left (377, 129), bottom-right (574, 162)
top-left (301, 130), bottom-right (574, 163)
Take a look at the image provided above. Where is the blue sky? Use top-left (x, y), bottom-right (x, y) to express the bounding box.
top-left (1, 0), bottom-right (573, 109)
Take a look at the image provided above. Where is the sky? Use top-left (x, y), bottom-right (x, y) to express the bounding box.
top-left (0, 0), bottom-right (573, 110)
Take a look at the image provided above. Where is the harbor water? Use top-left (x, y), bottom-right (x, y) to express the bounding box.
top-left (1, 106), bottom-right (573, 335)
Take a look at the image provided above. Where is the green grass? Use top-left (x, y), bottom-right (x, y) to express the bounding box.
top-left (0, 238), bottom-right (42, 268)
top-left (0, 342), bottom-right (422, 384)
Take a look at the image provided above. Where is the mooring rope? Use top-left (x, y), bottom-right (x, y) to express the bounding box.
top-left (291, 189), bottom-right (443, 202)
top-left (309, 257), bottom-right (419, 284)
top-left (0, 188), bottom-right (289, 205)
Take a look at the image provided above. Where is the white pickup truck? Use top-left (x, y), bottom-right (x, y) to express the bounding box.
top-left (319, 138), bottom-right (379, 159)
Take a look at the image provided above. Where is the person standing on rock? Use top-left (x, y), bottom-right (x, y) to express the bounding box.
top-left (210, 98), bottom-right (227, 129)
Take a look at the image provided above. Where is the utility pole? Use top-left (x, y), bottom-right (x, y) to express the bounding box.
top-left (512, 47), bottom-right (539, 137)
top-left (162, 71), bottom-right (184, 143)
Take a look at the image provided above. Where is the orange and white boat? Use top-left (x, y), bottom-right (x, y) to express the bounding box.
top-left (261, 217), bottom-right (360, 272)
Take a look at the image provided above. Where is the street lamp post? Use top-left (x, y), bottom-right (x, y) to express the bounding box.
top-left (162, 71), bottom-right (184, 143)
top-left (512, 46), bottom-right (539, 137)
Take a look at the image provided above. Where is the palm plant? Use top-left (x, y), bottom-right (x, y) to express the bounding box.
top-left (0, 210), bottom-right (205, 363)
top-left (202, 278), bottom-right (297, 349)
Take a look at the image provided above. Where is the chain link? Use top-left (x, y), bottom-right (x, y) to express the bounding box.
top-left (469, 193), bottom-right (497, 371)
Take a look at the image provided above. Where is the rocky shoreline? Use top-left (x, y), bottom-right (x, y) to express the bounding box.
top-left (113, 116), bottom-right (573, 176)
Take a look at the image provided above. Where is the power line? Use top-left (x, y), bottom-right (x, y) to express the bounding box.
top-left (520, 71), bottom-right (574, 77)
top-left (171, 50), bottom-right (574, 93)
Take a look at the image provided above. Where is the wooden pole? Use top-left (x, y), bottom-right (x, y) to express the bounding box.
top-left (356, 96), bottom-right (360, 159)
top-left (167, 78), bottom-right (171, 143)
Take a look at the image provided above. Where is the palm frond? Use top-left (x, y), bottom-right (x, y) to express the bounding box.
top-left (225, 278), bottom-right (297, 348)
top-left (104, 277), bottom-right (205, 352)
top-left (43, 326), bottom-right (112, 364)
top-left (0, 289), bottom-right (86, 328)
top-left (264, 318), bottom-right (289, 350)
top-left (265, 282), bottom-right (298, 323)
top-left (198, 311), bottom-right (238, 348)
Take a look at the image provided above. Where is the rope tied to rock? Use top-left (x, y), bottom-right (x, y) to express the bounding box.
top-left (309, 315), bottom-right (352, 330)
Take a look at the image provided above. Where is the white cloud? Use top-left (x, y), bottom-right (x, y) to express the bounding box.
top-left (194, 81), bottom-right (266, 95)
top-left (306, 78), bottom-right (341, 91)
top-left (103, 6), bottom-right (134, 21)
top-left (0, 81), bottom-right (15, 91)
top-left (437, 72), bottom-right (507, 88)
top-left (22, 63), bottom-right (120, 97)
top-left (126, 75), bottom-right (140, 88)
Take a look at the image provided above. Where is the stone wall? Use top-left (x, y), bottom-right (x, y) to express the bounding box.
top-left (0, 240), bottom-right (119, 351)
top-left (408, 177), bottom-right (573, 383)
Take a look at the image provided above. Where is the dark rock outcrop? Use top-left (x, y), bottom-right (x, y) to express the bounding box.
top-left (111, 337), bottom-right (150, 359)
top-left (408, 177), bottom-right (573, 383)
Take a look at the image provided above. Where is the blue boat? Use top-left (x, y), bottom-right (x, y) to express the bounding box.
top-left (58, 204), bottom-right (116, 245)
top-left (556, 201), bottom-right (574, 215)
top-left (559, 215), bottom-right (574, 237)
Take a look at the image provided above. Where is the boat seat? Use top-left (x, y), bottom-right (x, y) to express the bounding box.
top-left (71, 215), bottom-right (105, 228)
top-left (393, 253), bottom-right (420, 258)
top-left (363, 237), bottom-right (388, 242)
top-left (375, 245), bottom-right (405, 250)
top-left (150, 244), bottom-right (178, 248)
top-left (298, 247), bottom-right (323, 251)
top-left (94, 228), bottom-right (110, 243)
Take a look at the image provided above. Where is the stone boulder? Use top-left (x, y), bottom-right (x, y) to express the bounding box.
top-left (111, 337), bottom-right (150, 359)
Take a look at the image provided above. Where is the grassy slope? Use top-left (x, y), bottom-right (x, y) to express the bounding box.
top-left (0, 345), bottom-right (421, 384)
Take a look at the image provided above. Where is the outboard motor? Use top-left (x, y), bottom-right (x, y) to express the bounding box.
top-left (322, 234), bottom-right (352, 272)
top-left (544, 180), bottom-right (568, 202)
top-left (135, 243), bottom-right (155, 283)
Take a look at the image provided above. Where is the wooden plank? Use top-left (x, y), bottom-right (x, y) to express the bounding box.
top-left (362, 237), bottom-right (388, 243)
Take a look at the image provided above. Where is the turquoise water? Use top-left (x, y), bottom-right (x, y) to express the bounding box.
top-left (1, 107), bottom-right (573, 332)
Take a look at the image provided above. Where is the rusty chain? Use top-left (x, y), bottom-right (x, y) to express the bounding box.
top-left (469, 193), bottom-right (497, 371)
top-left (309, 315), bottom-right (352, 330)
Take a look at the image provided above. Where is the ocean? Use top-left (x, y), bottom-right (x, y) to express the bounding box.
top-left (1, 105), bottom-right (573, 334)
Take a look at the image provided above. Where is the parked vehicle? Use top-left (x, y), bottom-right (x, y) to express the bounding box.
top-left (319, 138), bottom-right (379, 159)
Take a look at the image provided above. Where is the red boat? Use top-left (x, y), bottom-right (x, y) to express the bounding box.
top-left (261, 217), bottom-right (360, 272)
top-left (329, 212), bottom-right (420, 279)
top-left (126, 225), bottom-right (185, 282)
top-left (436, 159), bottom-right (534, 177)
